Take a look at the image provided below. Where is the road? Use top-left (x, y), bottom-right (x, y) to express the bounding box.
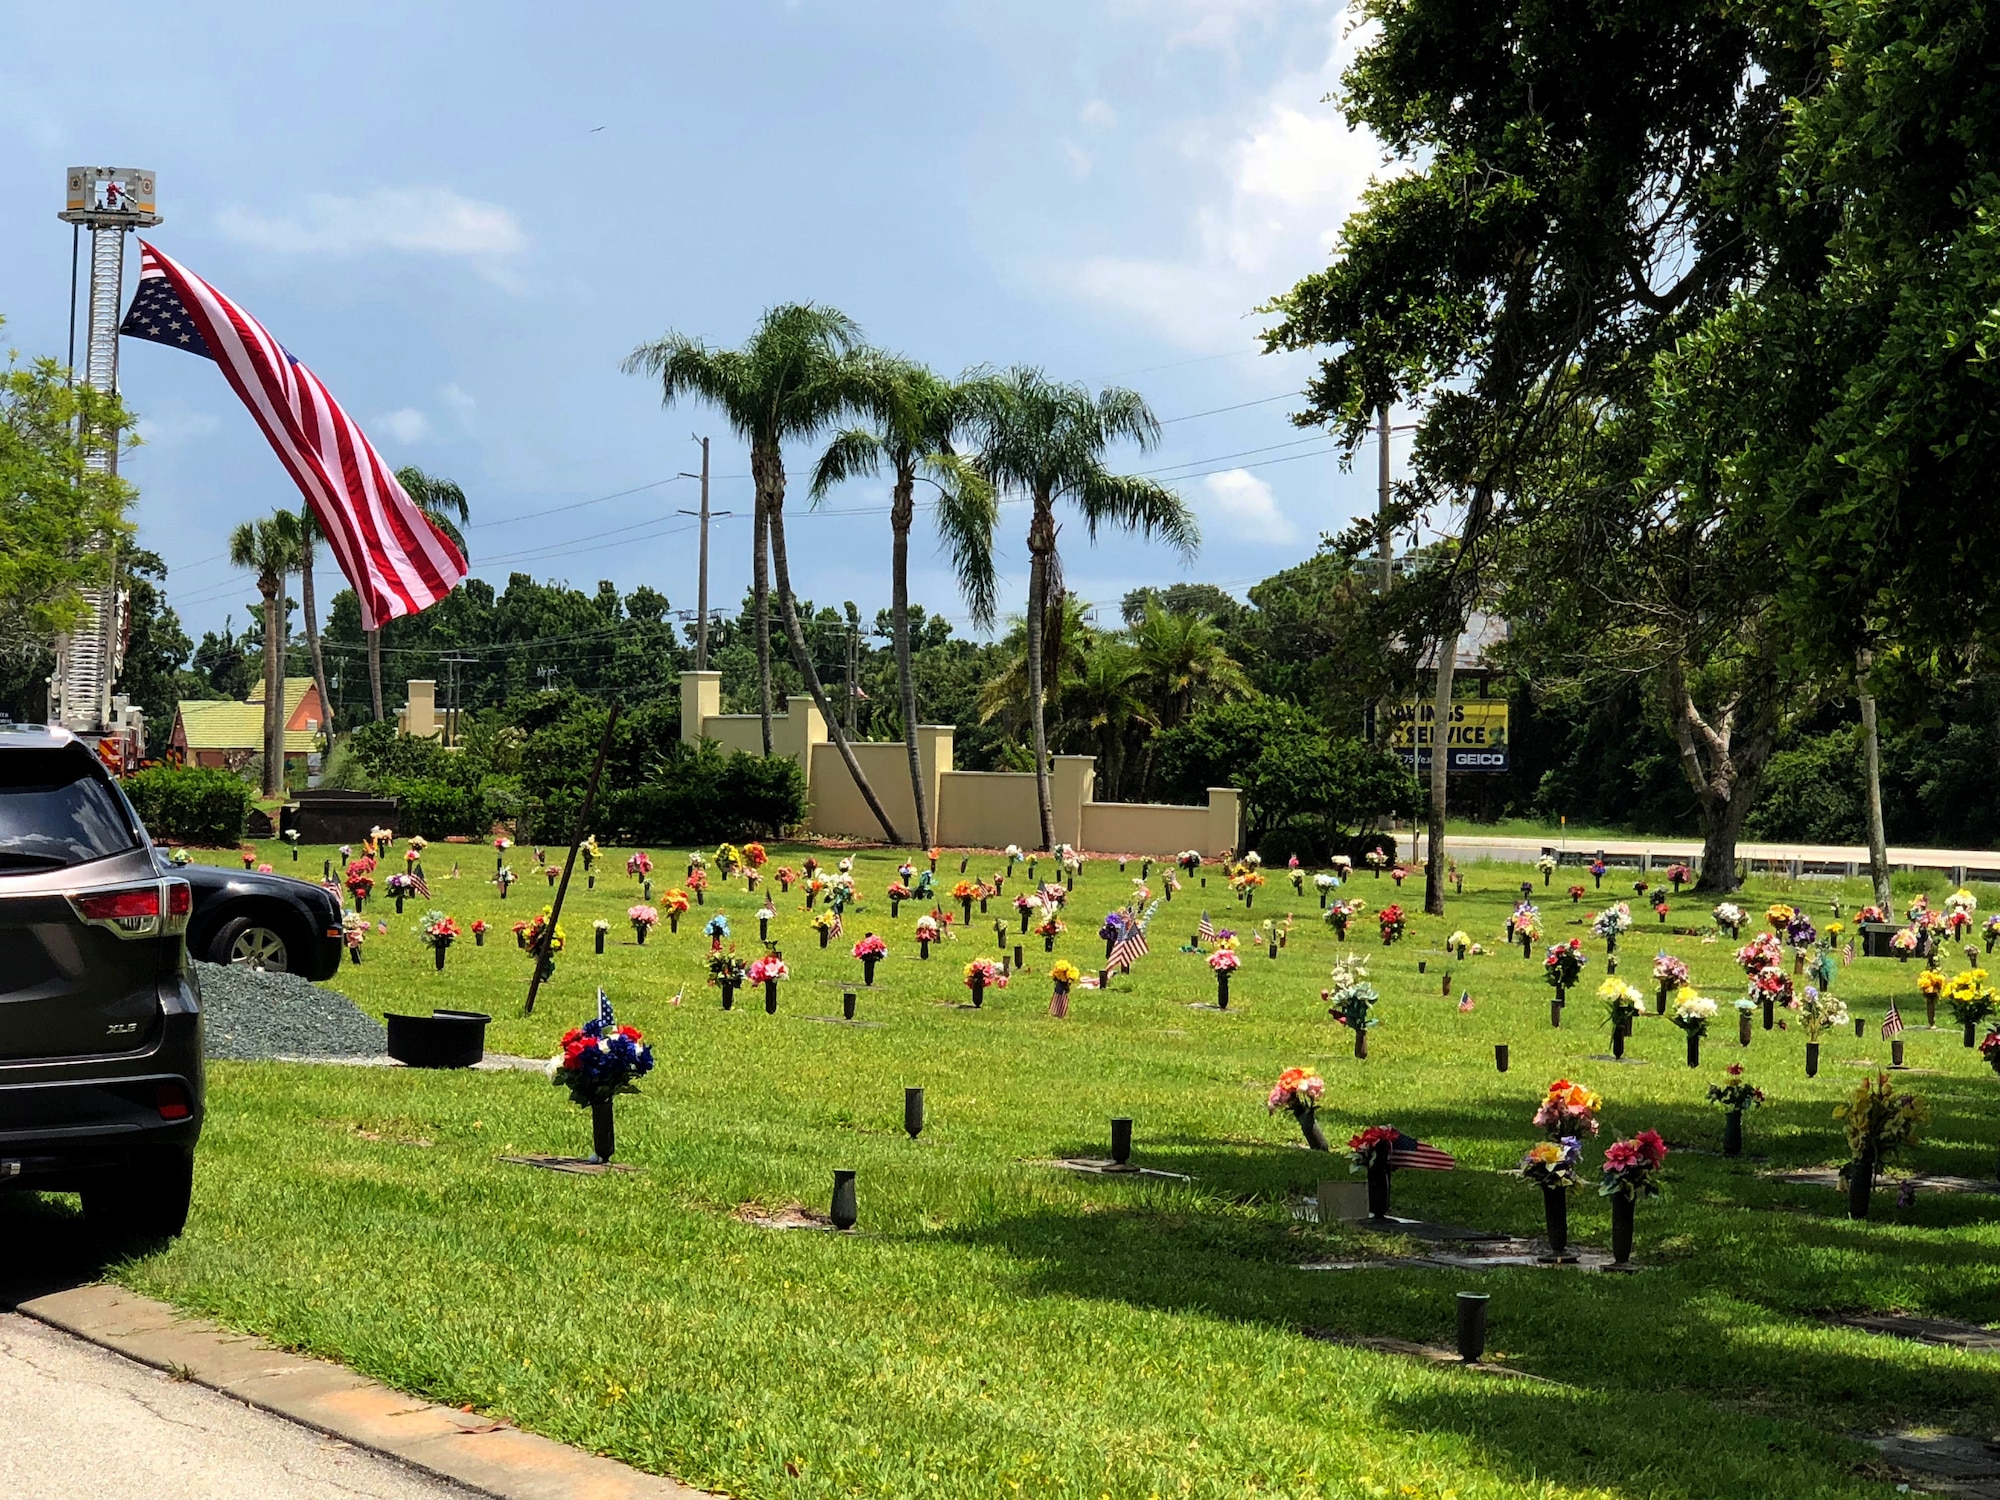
top-left (0, 1312), bottom-right (481, 1500)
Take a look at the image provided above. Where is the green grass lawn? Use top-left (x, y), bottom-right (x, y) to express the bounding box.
top-left (23, 842), bottom-right (2000, 1498)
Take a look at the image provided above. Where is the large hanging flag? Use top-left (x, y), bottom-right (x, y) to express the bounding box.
top-left (119, 242), bottom-right (467, 630)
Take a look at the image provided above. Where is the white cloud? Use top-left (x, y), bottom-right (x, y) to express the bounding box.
top-left (215, 188), bottom-right (528, 279)
top-left (1065, 142), bottom-right (1094, 181)
top-left (1042, 8), bottom-right (1390, 348)
top-left (1080, 98), bottom-right (1117, 129)
top-left (133, 410), bottom-right (221, 447)
top-left (375, 407), bottom-right (431, 444)
top-left (438, 383), bottom-right (477, 423)
top-left (1114, 0), bottom-right (1313, 54)
top-left (1201, 468), bottom-right (1296, 541)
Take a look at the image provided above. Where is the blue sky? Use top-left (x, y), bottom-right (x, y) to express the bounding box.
top-left (0, 0), bottom-right (1403, 644)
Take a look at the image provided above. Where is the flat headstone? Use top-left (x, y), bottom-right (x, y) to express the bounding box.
top-left (499, 1155), bottom-right (638, 1175)
top-left (1866, 1432), bottom-right (2000, 1491)
top-left (1768, 1168), bottom-right (2000, 1196)
top-left (733, 1203), bottom-right (852, 1232)
top-left (1301, 1330), bottom-right (1548, 1380)
top-left (803, 1016), bottom-right (887, 1028)
top-left (1041, 1157), bottom-right (1193, 1182)
top-left (1839, 1314), bottom-right (2000, 1352)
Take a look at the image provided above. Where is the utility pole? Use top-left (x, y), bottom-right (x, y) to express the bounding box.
top-left (440, 652), bottom-right (473, 748)
top-left (843, 623), bottom-right (858, 734)
top-left (677, 437), bottom-right (730, 672)
top-left (1376, 404), bottom-right (1393, 594)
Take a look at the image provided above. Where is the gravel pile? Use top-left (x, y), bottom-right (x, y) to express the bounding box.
top-left (194, 961), bottom-right (388, 1061)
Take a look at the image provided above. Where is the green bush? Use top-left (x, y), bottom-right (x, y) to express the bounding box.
top-left (520, 742), bottom-right (805, 846)
top-left (374, 777), bottom-right (487, 839)
top-left (122, 765), bottom-right (254, 845)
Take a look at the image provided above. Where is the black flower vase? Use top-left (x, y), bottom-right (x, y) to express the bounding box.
top-left (890, 898), bottom-right (900, 918)
top-left (433, 943), bottom-right (446, 972)
top-left (349, 945), bottom-right (361, 965)
top-left (1353, 1026), bottom-right (1368, 1060)
top-left (861, 954), bottom-right (879, 986)
top-left (1805, 1041), bottom-right (1820, 1077)
top-left (764, 980), bottom-right (778, 1013)
top-left (1739, 1012), bottom-right (1753, 1045)
top-left (1686, 1032), bottom-right (1701, 1068)
top-left (1762, 995), bottom-right (1775, 1030)
top-left (1541, 1184), bottom-right (1571, 1259)
top-left (830, 1169), bottom-right (857, 1231)
top-left (819, 928), bottom-right (830, 949)
top-left (595, 929), bottom-right (605, 955)
top-left (1550, 998), bottom-right (1562, 1028)
top-left (1021, 911), bottom-right (1031, 933)
top-left (1610, 1192), bottom-right (1635, 1265)
top-left (1216, 971), bottom-right (1230, 1009)
top-left (669, 912), bottom-right (679, 934)
top-left (919, 938), bottom-right (930, 960)
top-left (843, 989), bottom-right (857, 1020)
top-left (394, 894), bottom-right (405, 914)
top-left (591, 1098), bottom-right (615, 1164)
top-left (1366, 1156), bottom-right (1391, 1219)
top-left (960, 898), bottom-right (972, 924)
top-left (474, 929), bottom-right (484, 947)
top-left (1723, 1110), bottom-right (1743, 1157)
top-left (1847, 1154), bottom-right (1874, 1219)
top-left (1926, 994), bottom-right (1937, 1027)
top-left (1656, 982), bottom-right (1670, 1015)
top-left (970, 976), bottom-right (985, 1009)
top-left (1966, 1020), bottom-right (1978, 1048)
top-left (1293, 1104), bottom-right (1329, 1151)
top-left (1612, 1025), bottom-right (1626, 1060)
top-left (720, 980), bottom-right (735, 1010)
top-left (904, 1087), bottom-right (924, 1139)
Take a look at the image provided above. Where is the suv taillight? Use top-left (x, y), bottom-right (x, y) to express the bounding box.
top-left (69, 879), bottom-right (187, 937)
top-left (156, 1082), bottom-right (191, 1121)
top-left (75, 888), bottom-right (159, 921)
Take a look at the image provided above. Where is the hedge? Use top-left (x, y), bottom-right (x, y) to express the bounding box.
top-left (520, 745), bottom-right (806, 846)
top-left (122, 765), bottom-right (254, 846)
top-left (372, 777), bottom-right (490, 840)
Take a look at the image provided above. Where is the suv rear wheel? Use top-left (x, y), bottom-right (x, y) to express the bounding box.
top-left (211, 914), bottom-right (295, 972)
top-left (80, 1148), bottom-right (195, 1239)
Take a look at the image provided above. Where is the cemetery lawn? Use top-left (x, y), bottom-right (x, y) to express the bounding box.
top-left (38, 846), bottom-right (2000, 1498)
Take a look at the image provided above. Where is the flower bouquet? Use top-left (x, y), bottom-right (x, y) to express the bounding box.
top-left (747, 953), bottom-right (788, 1012)
top-left (1048, 958), bottom-right (1081, 1017)
top-left (1568, 883), bottom-right (1586, 904)
top-left (1178, 850), bottom-right (1203, 877)
top-left (1536, 853), bottom-right (1557, 885)
top-left (811, 909), bottom-right (840, 948)
top-left (1325, 956), bottom-right (1378, 1056)
top-left (1981, 1028), bottom-right (2000, 1074)
top-left (1208, 943), bottom-right (1241, 1007)
top-left (593, 917), bottom-right (610, 953)
top-left (1377, 903), bottom-right (1406, 946)
top-left (1543, 938), bottom-right (1586, 1003)
top-left (626, 851), bottom-right (653, 880)
top-left (341, 911), bottom-right (368, 964)
top-left (1652, 952), bottom-right (1690, 1012)
top-left (345, 860), bottom-right (376, 908)
top-left (1945, 968), bottom-right (1996, 1045)
top-left (418, 910), bottom-right (459, 970)
top-left (580, 835), bottom-right (599, 873)
top-left (1588, 859), bottom-right (1607, 887)
top-left (1267, 1067), bottom-right (1328, 1150)
top-left (1713, 901), bottom-right (1745, 938)
top-left (1332, 855), bottom-right (1353, 878)
top-left (1348, 1125), bottom-right (1401, 1218)
top-left (494, 864), bottom-right (516, 900)
top-left (1707, 1063), bottom-right (1765, 1155)
top-left (1797, 985), bottom-right (1849, 1075)
top-left (1597, 1130), bottom-right (1668, 1263)
top-left (1766, 903), bottom-right (1795, 933)
top-left (1856, 904), bottom-right (1887, 926)
top-left (520, 908), bottom-right (566, 981)
top-left (852, 932), bottom-right (887, 985)
top-left (1592, 902), bottom-right (1633, 952)
top-left (1313, 872), bottom-right (1339, 907)
top-left (707, 947), bottom-right (747, 1007)
top-left (1534, 1078), bottom-right (1602, 1139)
top-left (776, 866), bottom-right (796, 894)
top-left (1517, 1138), bottom-right (1586, 1258)
top-left (1736, 932), bottom-right (1782, 975)
top-left (629, 904), bottom-right (659, 945)
top-left (1664, 862), bottom-right (1691, 892)
top-left (471, 918), bottom-right (487, 947)
top-left (715, 842), bottom-right (743, 880)
top-left (1834, 1072), bottom-right (1927, 1218)
top-left (1324, 899), bottom-right (1354, 941)
top-left (547, 991), bottom-right (654, 1162)
top-left (1671, 990), bottom-right (1717, 1066)
top-left (650, 888), bottom-right (685, 933)
top-left (1601, 978), bottom-right (1642, 1057)
top-left (1365, 847), bottom-right (1389, 876)
top-left (915, 912), bottom-right (941, 958)
top-left (887, 881), bottom-right (914, 916)
top-left (952, 879), bottom-right (980, 924)
top-left (1447, 929), bottom-right (1471, 960)
top-left (963, 956), bottom-right (1005, 1007)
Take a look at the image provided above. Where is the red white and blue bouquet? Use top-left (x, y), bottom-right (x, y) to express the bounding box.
top-left (549, 990), bottom-right (654, 1108)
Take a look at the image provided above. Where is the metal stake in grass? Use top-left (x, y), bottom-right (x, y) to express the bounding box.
top-left (904, 1087), bottom-right (924, 1139)
top-left (523, 701), bottom-right (620, 1017)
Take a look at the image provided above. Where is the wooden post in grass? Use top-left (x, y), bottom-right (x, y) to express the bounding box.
top-left (523, 702), bottom-right (621, 1017)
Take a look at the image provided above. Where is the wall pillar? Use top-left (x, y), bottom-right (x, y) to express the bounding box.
top-left (916, 725), bottom-right (954, 838)
top-left (1206, 787), bottom-right (1241, 856)
top-left (680, 671), bottom-right (721, 745)
top-left (778, 694), bottom-right (825, 787)
top-left (1049, 756), bottom-right (1095, 850)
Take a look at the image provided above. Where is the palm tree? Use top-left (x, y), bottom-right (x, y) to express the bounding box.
top-left (812, 360), bottom-right (998, 848)
top-left (228, 511), bottom-right (303, 797)
top-left (369, 467), bottom-right (470, 722)
top-left (1053, 637), bottom-right (1152, 801)
top-left (976, 592), bottom-right (1094, 743)
top-left (972, 369), bottom-right (1198, 849)
top-left (625, 305), bottom-right (904, 843)
top-left (1130, 603), bottom-right (1249, 796)
top-left (294, 507), bottom-right (332, 740)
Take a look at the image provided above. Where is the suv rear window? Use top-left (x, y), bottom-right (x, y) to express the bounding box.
top-left (0, 749), bottom-right (140, 871)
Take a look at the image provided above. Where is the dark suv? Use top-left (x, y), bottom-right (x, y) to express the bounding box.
top-left (0, 724), bottom-right (202, 1236)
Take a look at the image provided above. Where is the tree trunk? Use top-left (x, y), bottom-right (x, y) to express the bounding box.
top-left (1025, 497), bottom-right (1057, 851)
top-left (891, 468), bottom-right (931, 848)
top-left (765, 467), bottom-right (903, 845)
top-left (1669, 657), bottom-right (1775, 895)
top-left (1858, 651), bottom-right (1892, 909)
top-left (367, 625), bottom-right (384, 722)
top-left (753, 481), bottom-right (774, 756)
top-left (262, 584), bottom-right (284, 798)
top-left (1424, 622), bottom-right (1460, 916)
top-left (299, 530), bottom-right (332, 740)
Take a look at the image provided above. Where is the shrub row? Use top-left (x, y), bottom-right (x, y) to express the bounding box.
top-left (122, 765), bottom-right (254, 846)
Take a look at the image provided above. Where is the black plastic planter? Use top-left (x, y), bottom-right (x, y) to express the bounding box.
top-left (720, 981), bottom-right (736, 1010)
top-left (591, 1098), bottom-right (615, 1163)
top-left (1739, 1012), bottom-right (1753, 1046)
top-left (831, 1169), bottom-right (857, 1230)
top-left (433, 943), bottom-right (447, 972)
top-left (862, 956), bottom-right (879, 986)
top-left (1610, 1191), bottom-right (1635, 1264)
top-left (1805, 1042), bottom-right (1820, 1077)
top-left (765, 980), bottom-right (779, 1014)
top-left (1111, 1117), bottom-right (1133, 1166)
top-left (1686, 1033), bottom-right (1700, 1068)
top-left (595, 929), bottom-right (605, 956)
top-left (970, 976), bottom-right (985, 1009)
top-left (1366, 1157), bottom-right (1391, 1219)
top-left (384, 1010), bottom-right (489, 1068)
top-left (1293, 1104), bottom-right (1329, 1151)
top-left (1494, 1043), bottom-right (1509, 1072)
top-left (904, 1087), bottom-right (924, 1140)
top-left (1541, 1185), bottom-right (1571, 1260)
top-left (1723, 1110), bottom-right (1743, 1157)
top-left (1455, 1294), bottom-right (1488, 1363)
top-left (1847, 1156), bottom-right (1874, 1219)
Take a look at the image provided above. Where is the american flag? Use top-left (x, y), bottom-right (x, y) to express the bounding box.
top-left (1391, 1135), bottom-right (1456, 1171)
top-left (1197, 911), bottom-right (1214, 944)
top-left (407, 871), bottom-right (431, 899)
top-left (597, 987), bottom-right (615, 1027)
top-left (1109, 925), bottom-right (1149, 972)
top-left (1881, 1003), bottom-right (1904, 1038)
top-left (1457, 991), bottom-right (1474, 1012)
top-left (1842, 940), bottom-right (1855, 964)
top-left (120, 242), bottom-right (466, 629)
top-left (830, 910), bottom-right (844, 940)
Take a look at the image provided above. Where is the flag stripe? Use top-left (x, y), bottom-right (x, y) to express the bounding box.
top-left (1390, 1138), bottom-right (1456, 1171)
top-left (125, 243), bottom-right (466, 628)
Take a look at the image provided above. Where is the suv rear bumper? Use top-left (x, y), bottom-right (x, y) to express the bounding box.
top-left (0, 1007), bottom-right (203, 1190)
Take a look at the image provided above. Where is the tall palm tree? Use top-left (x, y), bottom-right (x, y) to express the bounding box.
top-left (229, 511), bottom-right (303, 798)
top-left (1053, 637), bottom-right (1152, 801)
top-left (811, 360), bottom-right (998, 848)
top-left (371, 467), bottom-right (470, 723)
top-left (976, 593), bottom-right (1094, 741)
top-left (625, 305), bottom-right (903, 843)
top-left (294, 507), bottom-right (332, 739)
top-left (1130, 603), bottom-right (1249, 796)
top-left (972, 369), bottom-right (1198, 849)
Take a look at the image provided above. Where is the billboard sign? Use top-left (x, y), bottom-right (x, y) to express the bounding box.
top-left (1385, 700), bottom-right (1510, 772)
